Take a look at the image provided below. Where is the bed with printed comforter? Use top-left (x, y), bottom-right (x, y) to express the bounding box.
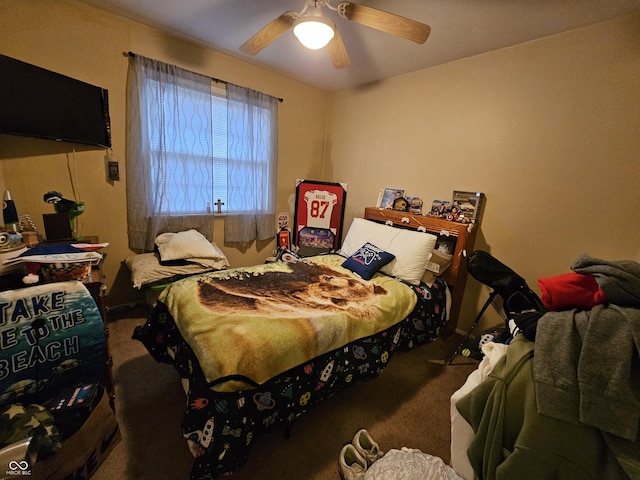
top-left (134, 216), bottom-right (455, 479)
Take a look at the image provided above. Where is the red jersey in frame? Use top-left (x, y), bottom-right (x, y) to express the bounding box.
top-left (294, 180), bottom-right (347, 256)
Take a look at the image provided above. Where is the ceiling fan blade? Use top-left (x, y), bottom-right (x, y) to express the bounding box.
top-left (340, 2), bottom-right (430, 44)
top-left (327, 28), bottom-right (350, 69)
top-left (240, 12), bottom-right (296, 56)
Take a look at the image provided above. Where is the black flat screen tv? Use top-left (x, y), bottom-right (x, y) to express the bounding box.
top-left (0, 54), bottom-right (112, 149)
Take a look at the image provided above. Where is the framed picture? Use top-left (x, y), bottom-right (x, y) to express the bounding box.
top-left (293, 179), bottom-right (347, 257)
top-left (451, 191), bottom-right (486, 224)
top-left (378, 188), bottom-right (405, 209)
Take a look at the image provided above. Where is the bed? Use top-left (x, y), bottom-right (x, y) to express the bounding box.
top-left (124, 229), bottom-right (230, 304)
top-left (133, 209), bottom-right (474, 479)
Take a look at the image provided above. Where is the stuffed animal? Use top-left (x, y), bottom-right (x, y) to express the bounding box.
top-left (43, 191), bottom-right (85, 217)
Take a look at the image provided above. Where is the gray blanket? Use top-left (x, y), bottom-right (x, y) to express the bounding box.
top-left (534, 255), bottom-right (640, 441)
top-left (572, 254), bottom-right (640, 307)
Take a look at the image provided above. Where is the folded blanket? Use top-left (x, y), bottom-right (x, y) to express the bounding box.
top-left (125, 252), bottom-right (229, 289)
top-left (571, 254), bottom-right (640, 308)
top-left (538, 272), bottom-right (607, 311)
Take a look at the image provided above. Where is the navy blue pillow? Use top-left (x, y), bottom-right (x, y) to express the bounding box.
top-left (342, 242), bottom-right (395, 280)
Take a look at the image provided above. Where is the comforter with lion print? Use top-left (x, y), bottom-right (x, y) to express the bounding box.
top-left (155, 254), bottom-right (418, 392)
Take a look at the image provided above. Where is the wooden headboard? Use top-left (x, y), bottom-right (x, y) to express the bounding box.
top-left (364, 207), bottom-right (478, 334)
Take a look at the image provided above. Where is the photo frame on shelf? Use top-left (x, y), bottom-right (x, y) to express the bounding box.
top-left (293, 179), bottom-right (347, 257)
top-left (451, 191), bottom-right (486, 224)
top-left (428, 200), bottom-right (452, 217)
top-left (377, 188), bottom-right (405, 209)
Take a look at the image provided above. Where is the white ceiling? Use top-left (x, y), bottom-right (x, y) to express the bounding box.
top-left (77, 0), bottom-right (640, 92)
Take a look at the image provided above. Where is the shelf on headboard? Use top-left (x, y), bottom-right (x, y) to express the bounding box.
top-left (363, 207), bottom-right (479, 334)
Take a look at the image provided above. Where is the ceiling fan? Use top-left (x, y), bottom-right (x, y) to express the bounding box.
top-left (239, 0), bottom-right (431, 69)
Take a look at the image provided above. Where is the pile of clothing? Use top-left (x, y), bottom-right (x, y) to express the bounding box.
top-left (453, 254), bottom-right (640, 480)
top-left (338, 428), bottom-right (461, 480)
top-left (533, 255), bottom-right (640, 443)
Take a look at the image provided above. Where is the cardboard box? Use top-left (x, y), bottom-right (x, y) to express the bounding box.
top-left (31, 387), bottom-right (120, 480)
top-left (425, 250), bottom-right (453, 274)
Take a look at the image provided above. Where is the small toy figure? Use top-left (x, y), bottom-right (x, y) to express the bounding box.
top-left (43, 191), bottom-right (84, 216)
top-left (43, 191), bottom-right (85, 238)
top-left (429, 200), bottom-right (452, 217)
top-left (278, 228), bottom-right (291, 249)
top-left (392, 197), bottom-right (409, 212)
top-left (409, 197), bottom-right (423, 214)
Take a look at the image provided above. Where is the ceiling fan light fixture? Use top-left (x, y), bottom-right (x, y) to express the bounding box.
top-left (293, 15), bottom-right (335, 50)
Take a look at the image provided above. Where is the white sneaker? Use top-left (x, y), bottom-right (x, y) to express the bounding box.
top-left (338, 443), bottom-right (367, 480)
top-left (352, 429), bottom-right (383, 466)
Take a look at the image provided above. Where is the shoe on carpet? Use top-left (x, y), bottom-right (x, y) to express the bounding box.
top-left (352, 428), bottom-right (383, 466)
top-left (338, 443), bottom-right (367, 480)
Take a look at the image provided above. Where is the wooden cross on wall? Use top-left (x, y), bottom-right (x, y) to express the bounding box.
top-left (214, 199), bottom-right (225, 214)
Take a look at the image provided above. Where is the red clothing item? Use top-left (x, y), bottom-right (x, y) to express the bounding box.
top-left (538, 272), bottom-right (607, 311)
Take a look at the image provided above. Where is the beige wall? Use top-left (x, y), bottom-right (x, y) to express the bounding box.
top-left (325, 14), bottom-right (640, 332)
top-left (1, 2), bottom-right (638, 327)
top-left (0, 0), bottom-right (327, 306)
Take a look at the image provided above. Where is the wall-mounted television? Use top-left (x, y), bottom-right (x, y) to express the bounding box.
top-left (0, 54), bottom-right (112, 149)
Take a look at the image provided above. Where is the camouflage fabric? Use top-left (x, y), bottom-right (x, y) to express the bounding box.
top-left (0, 403), bottom-right (62, 459)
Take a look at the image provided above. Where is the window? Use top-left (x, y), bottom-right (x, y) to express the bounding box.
top-left (127, 54), bottom-right (278, 251)
top-left (146, 82), bottom-right (274, 215)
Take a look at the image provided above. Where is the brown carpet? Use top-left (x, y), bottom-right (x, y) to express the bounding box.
top-left (93, 306), bottom-right (477, 480)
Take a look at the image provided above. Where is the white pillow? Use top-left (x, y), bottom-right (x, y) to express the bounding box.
top-left (155, 229), bottom-right (225, 261)
top-left (340, 218), bottom-right (437, 285)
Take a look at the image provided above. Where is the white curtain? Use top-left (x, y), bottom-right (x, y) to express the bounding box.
top-left (127, 55), bottom-right (278, 252)
top-left (223, 83), bottom-right (278, 248)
